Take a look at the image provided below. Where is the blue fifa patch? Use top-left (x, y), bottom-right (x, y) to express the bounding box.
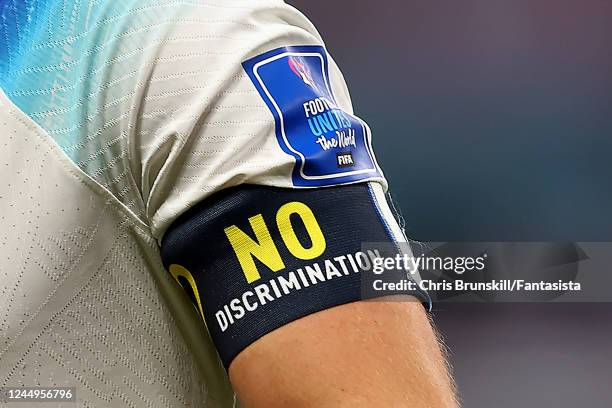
top-left (243, 45), bottom-right (381, 187)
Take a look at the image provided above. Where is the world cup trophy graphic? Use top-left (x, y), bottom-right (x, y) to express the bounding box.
top-left (288, 56), bottom-right (319, 92)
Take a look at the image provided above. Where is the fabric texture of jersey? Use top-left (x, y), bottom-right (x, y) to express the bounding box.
top-left (0, 0), bottom-right (385, 239)
top-left (1, 0), bottom-right (424, 407)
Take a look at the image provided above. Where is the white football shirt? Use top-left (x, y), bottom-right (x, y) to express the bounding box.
top-left (0, 1), bottom-right (415, 406)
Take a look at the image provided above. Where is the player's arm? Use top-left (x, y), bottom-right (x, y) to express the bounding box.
top-left (160, 183), bottom-right (458, 407)
top-left (137, 2), bottom-right (457, 406)
top-left (230, 299), bottom-right (457, 408)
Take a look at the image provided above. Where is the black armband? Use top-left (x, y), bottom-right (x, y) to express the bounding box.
top-left (160, 183), bottom-right (428, 369)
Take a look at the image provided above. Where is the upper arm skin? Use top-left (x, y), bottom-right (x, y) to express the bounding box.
top-left (229, 299), bottom-right (459, 408)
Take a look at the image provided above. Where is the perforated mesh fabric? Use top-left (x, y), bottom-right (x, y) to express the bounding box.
top-left (0, 91), bottom-right (233, 407)
top-left (0, 1), bottom-right (392, 406)
top-left (0, 0), bottom-right (380, 239)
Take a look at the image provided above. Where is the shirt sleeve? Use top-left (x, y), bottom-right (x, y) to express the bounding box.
top-left (131, 0), bottom-right (430, 369)
top-left (129, 0), bottom-right (387, 240)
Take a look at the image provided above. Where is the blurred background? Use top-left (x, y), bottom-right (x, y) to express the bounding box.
top-left (288, 1), bottom-right (612, 406)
